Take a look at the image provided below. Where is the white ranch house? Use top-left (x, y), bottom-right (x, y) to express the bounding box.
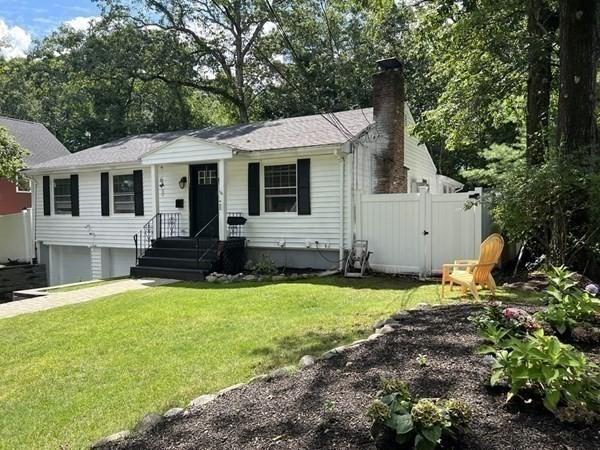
top-left (26, 59), bottom-right (474, 285)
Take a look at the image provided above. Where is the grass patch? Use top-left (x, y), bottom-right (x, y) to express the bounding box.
top-left (0, 275), bottom-right (538, 449)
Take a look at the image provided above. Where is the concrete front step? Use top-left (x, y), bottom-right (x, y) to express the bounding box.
top-left (152, 237), bottom-right (217, 249)
top-left (130, 266), bottom-right (206, 281)
top-left (144, 247), bottom-right (217, 259)
top-left (138, 256), bottom-right (213, 271)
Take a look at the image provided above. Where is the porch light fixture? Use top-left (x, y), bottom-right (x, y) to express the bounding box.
top-left (179, 176), bottom-right (187, 189)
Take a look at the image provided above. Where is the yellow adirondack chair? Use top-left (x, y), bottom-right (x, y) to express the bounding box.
top-left (441, 234), bottom-right (504, 301)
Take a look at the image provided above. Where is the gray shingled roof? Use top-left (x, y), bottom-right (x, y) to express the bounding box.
top-left (0, 116), bottom-right (70, 166)
top-left (28, 108), bottom-right (374, 171)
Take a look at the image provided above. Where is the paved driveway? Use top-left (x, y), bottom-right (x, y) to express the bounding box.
top-left (0, 278), bottom-right (177, 319)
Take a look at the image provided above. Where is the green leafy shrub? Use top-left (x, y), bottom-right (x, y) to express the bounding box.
top-left (367, 378), bottom-right (471, 450)
top-left (481, 330), bottom-right (600, 423)
top-left (253, 254), bottom-right (278, 275)
top-left (537, 266), bottom-right (600, 335)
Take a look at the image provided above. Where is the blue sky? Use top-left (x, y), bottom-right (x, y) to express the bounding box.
top-left (0, 0), bottom-right (100, 57)
top-left (0, 0), bottom-right (100, 36)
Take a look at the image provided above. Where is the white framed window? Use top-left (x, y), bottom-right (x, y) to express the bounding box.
top-left (197, 167), bottom-right (217, 185)
top-left (16, 176), bottom-right (31, 193)
top-left (112, 174), bottom-right (135, 214)
top-left (53, 178), bottom-right (72, 214)
top-left (264, 163), bottom-right (297, 213)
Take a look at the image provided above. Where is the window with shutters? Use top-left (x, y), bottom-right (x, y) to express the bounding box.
top-left (264, 164), bottom-right (297, 213)
top-left (113, 174), bottom-right (135, 214)
top-left (53, 178), bottom-right (72, 214)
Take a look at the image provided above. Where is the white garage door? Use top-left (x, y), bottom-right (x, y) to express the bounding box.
top-left (107, 248), bottom-right (136, 278)
top-left (50, 245), bottom-right (92, 286)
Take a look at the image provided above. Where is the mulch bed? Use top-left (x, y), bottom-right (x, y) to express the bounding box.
top-left (108, 305), bottom-right (600, 450)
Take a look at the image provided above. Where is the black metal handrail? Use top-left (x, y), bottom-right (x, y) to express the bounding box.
top-left (133, 212), bottom-right (181, 263)
top-left (194, 214), bottom-right (219, 269)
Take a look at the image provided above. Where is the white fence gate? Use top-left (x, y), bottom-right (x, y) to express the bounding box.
top-left (357, 189), bottom-right (483, 276)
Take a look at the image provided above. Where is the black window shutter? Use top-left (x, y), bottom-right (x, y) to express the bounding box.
top-left (133, 169), bottom-right (144, 216)
top-left (297, 158), bottom-right (311, 215)
top-left (248, 162), bottom-right (260, 216)
top-left (70, 174), bottom-right (79, 216)
top-left (43, 176), bottom-right (51, 216)
top-left (100, 172), bottom-right (110, 216)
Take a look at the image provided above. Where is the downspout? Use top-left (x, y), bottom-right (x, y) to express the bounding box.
top-left (337, 149), bottom-right (345, 271)
top-left (30, 177), bottom-right (38, 264)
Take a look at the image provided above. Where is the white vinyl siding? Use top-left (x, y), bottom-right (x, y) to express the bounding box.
top-left (226, 153), bottom-right (342, 249)
top-left (33, 167), bottom-right (153, 248)
top-left (404, 107), bottom-right (438, 192)
top-left (141, 136), bottom-right (232, 165)
top-left (156, 164), bottom-right (190, 236)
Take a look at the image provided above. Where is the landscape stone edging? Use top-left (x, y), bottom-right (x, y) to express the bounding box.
top-left (89, 302), bottom-right (441, 448)
top-left (204, 269), bottom-right (338, 284)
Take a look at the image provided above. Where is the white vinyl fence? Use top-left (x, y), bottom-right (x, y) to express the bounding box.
top-left (0, 209), bottom-right (33, 263)
top-left (357, 189), bottom-right (483, 276)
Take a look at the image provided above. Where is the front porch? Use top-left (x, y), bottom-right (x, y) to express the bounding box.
top-left (130, 211), bottom-right (247, 281)
top-left (141, 134), bottom-right (235, 241)
top-left (130, 136), bottom-right (238, 280)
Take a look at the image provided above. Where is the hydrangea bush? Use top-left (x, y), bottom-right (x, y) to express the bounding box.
top-left (469, 302), bottom-right (544, 348)
top-left (537, 266), bottom-right (600, 337)
top-left (367, 378), bottom-right (471, 450)
top-left (471, 266), bottom-right (600, 423)
top-left (480, 330), bottom-right (600, 424)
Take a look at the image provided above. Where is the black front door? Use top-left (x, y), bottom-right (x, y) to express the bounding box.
top-left (190, 164), bottom-right (219, 238)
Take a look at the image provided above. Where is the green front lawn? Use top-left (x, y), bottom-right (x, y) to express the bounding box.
top-left (0, 276), bottom-right (535, 449)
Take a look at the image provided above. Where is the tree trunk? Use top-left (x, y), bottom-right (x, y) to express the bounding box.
top-left (233, 1), bottom-right (249, 124)
top-left (234, 40), bottom-right (248, 123)
top-left (556, 0), bottom-right (598, 157)
top-left (526, 0), bottom-right (556, 165)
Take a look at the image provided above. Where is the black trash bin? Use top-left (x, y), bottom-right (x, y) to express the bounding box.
top-left (219, 237), bottom-right (247, 274)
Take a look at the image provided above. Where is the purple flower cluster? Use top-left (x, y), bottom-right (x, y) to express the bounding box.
top-left (585, 284), bottom-right (599, 296)
top-left (503, 307), bottom-right (540, 331)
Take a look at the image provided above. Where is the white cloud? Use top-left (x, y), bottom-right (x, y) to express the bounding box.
top-left (0, 18), bottom-right (32, 59)
top-left (64, 16), bottom-right (99, 32)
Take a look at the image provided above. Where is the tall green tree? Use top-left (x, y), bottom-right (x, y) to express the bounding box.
top-left (0, 126), bottom-right (27, 181)
top-left (402, 0), bottom-right (529, 179)
top-left (0, 25), bottom-right (216, 151)
top-left (255, 0), bottom-right (409, 118)
top-left (97, 0), bottom-right (278, 122)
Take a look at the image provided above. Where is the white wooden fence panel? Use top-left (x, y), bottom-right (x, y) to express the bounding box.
top-left (0, 209), bottom-right (33, 263)
top-left (429, 192), bottom-right (482, 274)
top-left (358, 194), bottom-right (424, 273)
top-left (357, 190), bottom-right (483, 275)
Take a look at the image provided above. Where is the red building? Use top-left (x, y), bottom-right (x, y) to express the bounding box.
top-left (0, 117), bottom-right (69, 215)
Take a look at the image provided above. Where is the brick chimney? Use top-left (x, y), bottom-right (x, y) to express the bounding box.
top-left (372, 57), bottom-right (408, 193)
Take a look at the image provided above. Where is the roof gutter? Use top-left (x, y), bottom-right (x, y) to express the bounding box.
top-left (23, 160), bottom-right (144, 175)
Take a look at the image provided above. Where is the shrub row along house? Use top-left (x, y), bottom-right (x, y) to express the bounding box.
top-left (24, 58), bottom-right (463, 285)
